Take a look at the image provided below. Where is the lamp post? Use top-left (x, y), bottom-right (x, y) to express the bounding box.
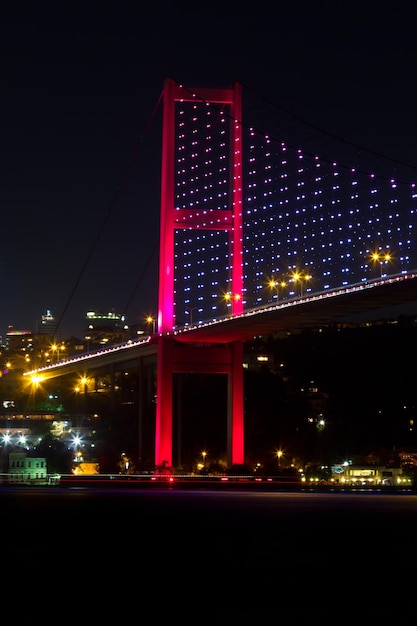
top-left (371, 252), bottom-right (382, 277)
top-left (223, 292), bottom-right (241, 314)
top-left (291, 271), bottom-right (311, 296)
top-left (146, 315), bottom-right (156, 334)
top-left (72, 434), bottom-right (83, 465)
top-left (303, 273), bottom-right (312, 293)
top-left (80, 376), bottom-right (89, 416)
top-left (380, 252), bottom-right (392, 277)
top-left (185, 306), bottom-right (197, 326)
top-left (51, 342), bottom-right (66, 362)
top-left (223, 292), bottom-right (231, 313)
top-left (371, 251), bottom-right (392, 277)
top-left (268, 279), bottom-right (278, 302)
top-left (291, 271), bottom-right (303, 296)
top-left (268, 278), bottom-right (287, 302)
top-left (30, 373), bottom-right (43, 410)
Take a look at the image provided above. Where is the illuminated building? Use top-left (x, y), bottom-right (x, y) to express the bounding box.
top-left (7, 451), bottom-right (48, 485)
top-left (72, 461), bottom-right (99, 476)
top-left (35, 309), bottom-right (58, 338)
top-left (5, 327), bottom-right (33, 353)
top-left (84, 311), bottom-right (129, 347)
top-left (338, 464), bottom-right (409, 487)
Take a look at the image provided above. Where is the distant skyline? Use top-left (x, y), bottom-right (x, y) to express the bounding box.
top-left (3, 1), bottom-right (417, 339)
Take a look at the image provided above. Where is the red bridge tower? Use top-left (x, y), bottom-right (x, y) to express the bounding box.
top-left (155, 78), bottom-right (244, 470)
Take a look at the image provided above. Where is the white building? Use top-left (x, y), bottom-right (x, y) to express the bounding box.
top-left (8, 451), bottom-right (48, 485)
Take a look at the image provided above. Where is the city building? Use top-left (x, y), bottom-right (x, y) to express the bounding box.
top-left (72, 461), bottom-right (99, 476)
top-left (5, 327), bottom-right (33, 353)
top-left (35, 309), bottom-right (58, 338)
top-left (398, 449), bottom-right (417, 469)
top-left (7, 451), bottom-right (48, 485)
top-left (84, 311), bottom-right (129, 348)
top-left (332, 464), bottom-right (411, 487)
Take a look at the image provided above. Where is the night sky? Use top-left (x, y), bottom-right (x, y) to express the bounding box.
top-left (2, 1), bottom-right (417, 340)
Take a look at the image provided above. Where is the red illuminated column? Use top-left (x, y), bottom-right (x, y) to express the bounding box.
top-left (154, 337), bottom-right (173, 470)
top-left (231, 81), bottom-right (243, 316)
top-left (228, 341), bottom-right (245, 466)
top-left (158, 78), bottom-right (176, 333)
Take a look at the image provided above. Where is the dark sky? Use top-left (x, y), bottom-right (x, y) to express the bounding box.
top-left (2, 0), bottom-right (417, 339)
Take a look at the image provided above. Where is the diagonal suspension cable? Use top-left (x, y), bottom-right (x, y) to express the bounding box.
top-left (54, 88), bottom-right (164, 338)
top-left (122, 239), bottom-right (159, 317)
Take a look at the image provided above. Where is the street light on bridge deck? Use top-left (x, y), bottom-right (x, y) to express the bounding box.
top-left (268, 278), bottom-right (287, 302)
top-left (185, 306), bottom-right (197, 326)
top-left (223, 292), bottom-right (242, 313)
top-left (50, 342), bottom-right (66, 362)
top-left (370, 251), bottom-right (392, 277)
top-left (146, 315), bottom-right (156, 334)
top-left (290, 271), bottom-right (312, 297)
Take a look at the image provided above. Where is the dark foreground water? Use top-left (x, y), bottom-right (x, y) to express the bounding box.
top-left (3, 485), bottom-right (416, 620)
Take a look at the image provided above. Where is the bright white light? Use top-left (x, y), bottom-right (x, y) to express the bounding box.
top-left (72, 435), bottom-right (83, 448)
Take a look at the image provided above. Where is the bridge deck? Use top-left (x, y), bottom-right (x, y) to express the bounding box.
top-left (28, 273), bottom-right (417, 377)
top-left (172, 273), bottom-right (417, 343)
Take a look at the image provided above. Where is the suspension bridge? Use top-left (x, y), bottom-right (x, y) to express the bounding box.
top-left (26, 78), bottom-right (417, 471)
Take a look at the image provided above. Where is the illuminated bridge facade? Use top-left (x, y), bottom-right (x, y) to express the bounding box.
top-left (165, 79), bottom-right (417, 329)
top-left (32, 78), bottom-right (417, 471)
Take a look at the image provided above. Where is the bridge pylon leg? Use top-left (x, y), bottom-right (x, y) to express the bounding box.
top-left (154, 336), bottom-right (245, 472)
top-left (154, 337), bottom-right (173, 471)
top-left (228, 341), bottom-right (245, 468)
